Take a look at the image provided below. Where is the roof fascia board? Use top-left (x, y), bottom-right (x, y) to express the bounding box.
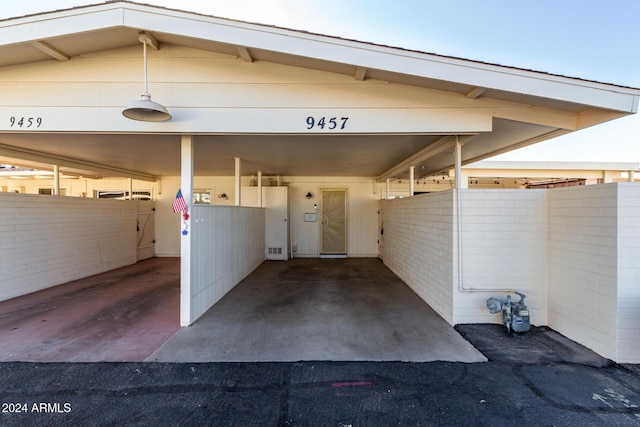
top-left (467, 160), bottom-right (640, 171)
top-left (118, 6), bottom-right (640, 113)
top-left (0, 7), bottom-right (125, 45)
top-left (2, 2), bottom-right (639, 113)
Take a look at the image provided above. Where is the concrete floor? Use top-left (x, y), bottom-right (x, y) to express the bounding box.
top-left (0, 257), bottom-right (181, 362)
top-left (0, 257), bottom-right (485, 363)
top-left (148, 258), bottom-right (485, 363)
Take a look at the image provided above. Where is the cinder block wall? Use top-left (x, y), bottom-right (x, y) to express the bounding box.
top-left (189, 205), bottom-right (265, 324)
top-left (0, 193), bottom-right (137, 301)
top-left (547, 185), bottom-right (619, 360)
top-left (548, 183), bottom-right (640, 363)
top-left (616, 183), bottom-right (640, 363)
top-left (454, 189), bottom-right (549, 325)
top-left (379, 191), bottom-right (455, 324)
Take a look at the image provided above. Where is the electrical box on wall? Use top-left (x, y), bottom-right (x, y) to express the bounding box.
top-left (304, 213), bottom-right (317, 222)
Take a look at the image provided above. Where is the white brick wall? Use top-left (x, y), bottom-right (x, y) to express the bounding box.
top-left (454, 189), bottom-right (548, 325)
top-left (548, 185), bottom-right (619, 360)
top-left (614, 184), bottom-right (640, 363)
top-left (379, 192), bottom-right (455, 324)
top-left (379, 190), bottom-right (548, 326)
top-left (0, 193), bottom-right (137, 301)
top-left (189, 205), bottom-right (265, 323)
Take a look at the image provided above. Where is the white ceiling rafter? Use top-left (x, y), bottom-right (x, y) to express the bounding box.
top-left (465, 87), bottom-right (486, 99)
top-left (378, 135), bottom-right (457, 182)
top-left (236, 46), bottom-right (254, 62)
top-left (354, 66), bottom-right (367, 81)
top-left (0, 143), bottom-right (157, 182)
top-left (30, 41), bottom-right (70, 61)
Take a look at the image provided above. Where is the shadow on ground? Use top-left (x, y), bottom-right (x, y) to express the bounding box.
top-left (1, 325), bottom-right (639, 426)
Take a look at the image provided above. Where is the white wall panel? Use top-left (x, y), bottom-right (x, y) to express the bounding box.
top-left (0, 193), bottom-right (137, 301)
top-left (189, 205), bottom-right (264, 323)
top-left (0, 44), bottom-right (495, 134)
top-left (454, 189), bottom-right (548, 325)
top-left (379, 191), bottom-right (455, 324)
top-left (548, 185), bottom-right (619, 360)
top-left (617, 184), bottom-right (640, 363)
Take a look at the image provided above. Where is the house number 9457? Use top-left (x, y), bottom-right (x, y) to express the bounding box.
top-left (306, 116), bottom-right (348, 130)
top-left (9, 116), bottom-right (43, 128)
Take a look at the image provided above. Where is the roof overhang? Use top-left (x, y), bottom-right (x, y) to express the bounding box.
top-left (0, 1), bottom-right (638, 181)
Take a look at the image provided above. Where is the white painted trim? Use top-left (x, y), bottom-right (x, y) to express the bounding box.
top-left (180, 135), bottom-right (193, 326)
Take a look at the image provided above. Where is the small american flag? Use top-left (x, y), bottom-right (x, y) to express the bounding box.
top-left (172, 189), bottom-right (188, 213)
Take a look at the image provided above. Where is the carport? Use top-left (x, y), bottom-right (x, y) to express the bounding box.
top-left (0, 257), bottom-right (484, 362)
top-left (1, 2), bottom-right (639, 362)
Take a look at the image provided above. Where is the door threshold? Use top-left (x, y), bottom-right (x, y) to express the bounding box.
top-left (320, 254), bottom-right (347, 259)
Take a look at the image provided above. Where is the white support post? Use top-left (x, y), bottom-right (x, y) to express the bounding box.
top-left (258, 171), bottom-right (263, 207)
top-left (386, 178), bottom-right (390, 199)
top-left (180, 135), bottom-right (194, 326)
top-left (629, 170), bottom-right (634, 182)
top-left (128, 178), bottom-right (133, 200)
top-left (235, 157), bottom-right (241, 206)
top-left (409, 166), bottom-right (415, 196)
top-left (455, 139), bottom-right (462, 190)
top-left (53, 165), bottom-right (60, 196)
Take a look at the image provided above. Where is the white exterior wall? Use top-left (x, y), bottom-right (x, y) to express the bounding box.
top-left (379, 192), bottom-right (455, 324)
top-left (0, 43), bottom-right (498, 135)
top-left (379, 184), bottom-right (640, 363)
top-left (2, 175), bottom-right (380, 258)
top-left (154, 176), bottom-right (238, 257)
top-left (454, 190), bottom-right (548, 325)
top-left (548, 184), bottom-right (640, 363)
top-left (154, 176), bottom-right (379, 258)
top-left (286, 177), bottom-right (378, 258)
top-left (189, 205), bottom-right (264, 324)
top-left (0, 193), bottom-right (136, 301)
top-left (548, 185), bottom-right (619, 360)
top-left (617, 183), bottom-right (640, 363)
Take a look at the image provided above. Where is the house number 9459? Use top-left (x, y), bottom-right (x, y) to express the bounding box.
top-left (9, 116), bottom-right (43, 128)
top-left (306, 116), bottom-right (348, 130)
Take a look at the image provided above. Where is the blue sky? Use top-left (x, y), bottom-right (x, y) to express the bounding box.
top-left (3, 0), bottom-right (640, 163)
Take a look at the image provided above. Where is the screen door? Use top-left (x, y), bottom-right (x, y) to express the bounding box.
top-left (320, 189), bottom-right (347, 255)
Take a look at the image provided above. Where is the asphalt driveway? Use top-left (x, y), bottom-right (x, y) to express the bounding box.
top-left (1, 325), bottom-right (639, 426)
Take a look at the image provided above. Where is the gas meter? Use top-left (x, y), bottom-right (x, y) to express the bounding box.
top-left (486, 292), bottom-right (530, 333)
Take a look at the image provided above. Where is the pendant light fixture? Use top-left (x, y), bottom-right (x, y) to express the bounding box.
top-left (122, 31), bottom-right (172, 122)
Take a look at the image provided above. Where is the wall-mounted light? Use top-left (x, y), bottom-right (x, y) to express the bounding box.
top-left (218, 193), bottom-right (228, 199)
top-left (305, 192), bottom-right (313, 199)
top-left (122, 32), bottom-right (172, 122)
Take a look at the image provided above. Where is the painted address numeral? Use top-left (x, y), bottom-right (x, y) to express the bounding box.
top-left (9, 116), bottom-right (42, 128)
top-left (306, 116), bottom-right (348, 130)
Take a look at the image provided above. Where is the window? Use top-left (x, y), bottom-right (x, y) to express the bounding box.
top-left (193, 189), bottom-right (212, 204)
top-left (96, 190), bottom-right (152, 200)
top-left (38, 187), bottom-right (68, 196)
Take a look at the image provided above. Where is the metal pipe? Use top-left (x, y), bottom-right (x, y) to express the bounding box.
top-left (142, 40), bottom-right (148, 96)
top-left (455, 135), bottom-right (514, 294)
